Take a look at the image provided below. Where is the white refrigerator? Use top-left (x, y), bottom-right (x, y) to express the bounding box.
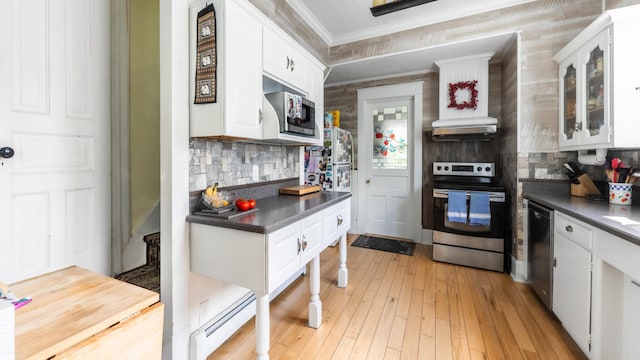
top-left (304, 127), bottom-right (352, 192)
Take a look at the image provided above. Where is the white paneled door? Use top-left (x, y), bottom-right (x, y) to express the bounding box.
top-left (357, 82), bottom-right (423, 241)
top-left (0, 0), bottom-right (111, 283)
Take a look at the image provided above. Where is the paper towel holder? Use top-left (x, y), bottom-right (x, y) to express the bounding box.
top-left (578, 148), bottom-right (607, 166)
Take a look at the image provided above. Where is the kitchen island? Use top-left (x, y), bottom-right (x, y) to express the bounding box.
top-left (187, 191), bottom-right (351, 360)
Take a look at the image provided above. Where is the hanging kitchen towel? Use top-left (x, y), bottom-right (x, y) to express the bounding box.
top-left (447, 191), bottom-right (467, 223)
top-left (469, 192), bottom-right (491, 225)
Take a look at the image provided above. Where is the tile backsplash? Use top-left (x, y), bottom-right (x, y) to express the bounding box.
top-left (189, 139), bottom-right (300, 191)
top-left (518, 150), bottom-right (640, 183)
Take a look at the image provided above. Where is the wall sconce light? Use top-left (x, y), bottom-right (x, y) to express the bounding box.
top-left (370, 0), bottom-right (438, 17)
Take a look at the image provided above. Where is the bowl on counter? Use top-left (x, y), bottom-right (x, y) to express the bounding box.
top-left (202, 191), bottom-right (235, 210)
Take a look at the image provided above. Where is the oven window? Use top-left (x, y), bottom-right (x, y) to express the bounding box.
top-left (443, 203), bottom-right (490, 233)
top-left (371, 106), bottom-right (408, 169)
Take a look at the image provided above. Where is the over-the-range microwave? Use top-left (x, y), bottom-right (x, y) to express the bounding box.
top-left (264, 91), bottom-right (316, 137)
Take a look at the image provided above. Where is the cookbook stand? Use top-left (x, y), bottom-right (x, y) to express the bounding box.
top-left (571, 174), bottom-right (601, 197)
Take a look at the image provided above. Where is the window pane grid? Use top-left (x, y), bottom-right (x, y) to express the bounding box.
top-left (372, 106), bottom-right (408, 170)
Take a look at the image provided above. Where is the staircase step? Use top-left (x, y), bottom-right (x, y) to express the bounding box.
top-left (115, 265), bottom-right (160, 293)
top-left (143, 232), bottom-right (160, 268)
top-left (115, 232), bottom-right (161, 293)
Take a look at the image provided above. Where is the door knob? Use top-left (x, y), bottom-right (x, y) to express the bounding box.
top-left (0, 147), bottom-right (14, 159)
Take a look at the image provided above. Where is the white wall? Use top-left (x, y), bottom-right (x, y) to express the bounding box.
top-left (159, 0), bottom-right (191, 357)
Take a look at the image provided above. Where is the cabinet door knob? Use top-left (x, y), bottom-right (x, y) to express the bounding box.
top-left (565, 225), bottom-right (573, 232)
top-left (301, 235), bottom-right (308, 251)
top-left (259, 108), bottom-right (263, 123)
top-left (337, 214), bottom-right (343, 226)
top-left (297, 238), bottom-right (301, 254)
top-left (575, 122), bottom-right (583, 132)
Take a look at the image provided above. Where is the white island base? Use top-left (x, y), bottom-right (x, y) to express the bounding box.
top-left (190, 198), bottom-right (351, 360)
top-left (254, 233), bottom-right (347, 359)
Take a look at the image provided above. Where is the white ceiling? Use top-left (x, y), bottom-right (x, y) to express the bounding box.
top-left (286, 0), bottom-right (533, 46)
top-left (286, 0), bottom-right (529, 86)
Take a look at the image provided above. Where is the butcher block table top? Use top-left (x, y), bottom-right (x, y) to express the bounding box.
top-left (11, 266), bottom-right (161, 360)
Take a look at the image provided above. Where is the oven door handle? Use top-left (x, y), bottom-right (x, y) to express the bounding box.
top-left (433, 189), bottom-right (505, 203)
top-left (433, 189), bottom-right (451, 199)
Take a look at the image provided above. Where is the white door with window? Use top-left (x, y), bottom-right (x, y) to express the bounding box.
top-left (0, 0), bottom-right (111, 283)
top-left (357, 82), bottom-right (423, 241)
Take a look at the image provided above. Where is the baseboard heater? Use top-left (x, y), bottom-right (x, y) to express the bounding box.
top-left (190, 268), bottom-right (305, 360)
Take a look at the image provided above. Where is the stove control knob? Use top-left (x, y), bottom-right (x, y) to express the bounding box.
top-left (485, 166), bottom-right (491, 172)
top-left (477, 166), bottom-right (482, 172)
top-left (444, 166), bottom-right (449, 171)
top-left (436, 165), bottom-right (442, 171)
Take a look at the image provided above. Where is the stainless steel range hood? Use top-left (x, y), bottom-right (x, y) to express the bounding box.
top-left (432, 53), bottom-right (498, 141)
top-left (432, 117), bottom-right (498, 141)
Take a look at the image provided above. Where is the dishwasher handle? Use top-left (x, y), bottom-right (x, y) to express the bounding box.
top-left (528, 202), bottom-right (553, 219)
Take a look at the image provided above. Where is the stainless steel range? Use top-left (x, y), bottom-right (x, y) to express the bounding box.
top-left (432, 162), bottom-right (507, 272)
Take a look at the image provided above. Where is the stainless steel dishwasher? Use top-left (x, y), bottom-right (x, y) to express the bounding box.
top-left (527, 200), bottom-right (554, 310)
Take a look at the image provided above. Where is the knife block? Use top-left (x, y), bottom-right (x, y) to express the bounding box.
top-left (571, 174), bottom-right (601, 197)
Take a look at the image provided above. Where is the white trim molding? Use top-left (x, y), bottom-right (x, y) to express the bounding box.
top-left (110, 0), bottom-right (130, 276)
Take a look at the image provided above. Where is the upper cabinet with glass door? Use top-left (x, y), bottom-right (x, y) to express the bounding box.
top-left (553, 5), bottom-right (640, 151)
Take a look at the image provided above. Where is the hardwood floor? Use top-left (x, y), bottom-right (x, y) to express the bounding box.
top-left (208, 234), bottom-right (586, 359)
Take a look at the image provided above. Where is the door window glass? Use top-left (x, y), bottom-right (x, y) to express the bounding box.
top-left (371, 106), bottom-right (408, 169)
top-left (586, 46), bottom-right (605, 136)
top-left (563, 64), bottom-right (577, 140)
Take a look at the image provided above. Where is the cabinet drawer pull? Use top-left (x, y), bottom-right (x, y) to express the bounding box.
top-left (565, 225), bottom-right (573, 232)
top-left (297, 238), bottom-right (301, 254)
top-left (286, 56), bottom-right (295, 72)
top-left (632, 280), bottom-right (640, 288)
top-left (337, 214), bottom-right (343, 226)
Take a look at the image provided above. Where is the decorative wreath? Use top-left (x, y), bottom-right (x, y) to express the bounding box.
top-left (447, 80), bottom-right (478, 110)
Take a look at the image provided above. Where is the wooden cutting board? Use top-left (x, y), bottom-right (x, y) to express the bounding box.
top-left (279, 185), bottom-right (321, 195)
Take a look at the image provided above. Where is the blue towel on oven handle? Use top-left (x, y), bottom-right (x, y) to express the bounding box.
top-left (469, 192), bottom-right (491, 225)
top-left (447, 191), bottom-right (468, 223)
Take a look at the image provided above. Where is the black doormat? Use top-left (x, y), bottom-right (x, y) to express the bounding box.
top-left (351, 235), bottom-right (415, 256)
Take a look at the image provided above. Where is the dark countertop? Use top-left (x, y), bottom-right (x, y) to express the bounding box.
top-left (523, 182), bottom-right (640, 247)
top-left (186, 191), bottom-right (352, 234)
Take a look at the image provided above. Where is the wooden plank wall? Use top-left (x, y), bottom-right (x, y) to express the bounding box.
top-left (327, 0), bottom-right (609, 153)
top-left (260, 0), bottom-right (640, 264)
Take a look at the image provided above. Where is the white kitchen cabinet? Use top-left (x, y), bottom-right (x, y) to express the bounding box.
top-left (591, 227), bottom-right (640, 360)
top-left (263, 27), bottom-right (309, 93)
top-left (268, 221), bottom-right (303, 290)
top-left (553, 212), bottom-right (592, 355)
top-left (261, 23), bottom-right (325, 146)
top-left (307, 63), bottom-right (325, 143)
top-left (268, 211), bottom-right (323, 288)
top-left (323, 200), bottom-right (351, 247)
top-left (300, 212), bottom-right (324, 264)
top-left (553, 5), bottom-right (640, 150)
top-left (190, 0), bottom-right (263, 139)
top-left (621, 274), bottom-right (640, 359)
top-left (553, 235), bottom-right (592, 354)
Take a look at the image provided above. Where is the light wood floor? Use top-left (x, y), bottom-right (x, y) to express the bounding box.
top-left (209, 234), bottom-right (586, 359)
